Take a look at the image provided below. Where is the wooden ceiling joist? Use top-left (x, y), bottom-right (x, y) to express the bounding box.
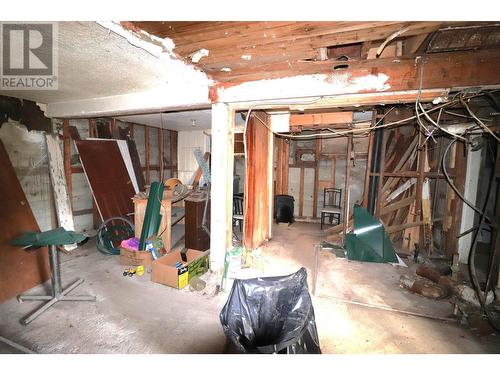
top-left (289, 112), bottom-right (354, 132)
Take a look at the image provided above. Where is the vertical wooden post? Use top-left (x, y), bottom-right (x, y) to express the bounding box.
top-left (210, 103), bottom-right (234, 275)
top-left (299, 167), bottom-right (305, 217)
top-left (447, 140), bottom-right (467, 255)
top-left (375, 129), bottom-right (387, 218)
top-left (415, 130), bottom-right (425, 248)
top-left (158, 127), bottom-right (164, 181)
top-left (332, 157), bottom-right (336, 188)
top-left (88, 119), bottom-right (100, 228)
top-left (62, 119), bottom-right (72, 207)
top-left (144, 126), bottom-right (150, 185)
top-left (169, 130), bottom-right (177, 178)
top-left (312, 139), bottom-right (321, 218)
top-left (128, 123), bottom-right (134, 138)
top-left (89, 118), bottom-right (97, 138)
top-left (343, 134), bottom-right (353, 239)
top-left (110, 118), bottom-right (118, 139)
top-left (362, 111), bottom-right (377, 208)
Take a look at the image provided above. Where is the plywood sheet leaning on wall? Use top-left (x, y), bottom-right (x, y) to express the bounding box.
top-left (45, 134), bottom-right (77, 251)
top-left (118, 127), bottom-right (146, 192)
top-left (76, 139), bottom-right (137, 222)
top-left (244, 112), bottom-right (272, 249)
top-left (0, 140), bottom-right (50, 303)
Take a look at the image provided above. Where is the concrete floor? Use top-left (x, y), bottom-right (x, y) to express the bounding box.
top-left (0, 222), bottom-right (499, 354)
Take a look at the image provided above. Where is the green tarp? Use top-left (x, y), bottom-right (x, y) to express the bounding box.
top-left (345, 205), bottom-right (398, 263)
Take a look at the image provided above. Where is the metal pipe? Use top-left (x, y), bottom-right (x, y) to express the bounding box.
top-left (0, 336), bottom-right (36, 354)
top-left (48, 245), bottom-right (62, 297)
top-left (317, 294), bottom-right (457, 322)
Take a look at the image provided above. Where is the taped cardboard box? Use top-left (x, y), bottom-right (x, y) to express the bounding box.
top-left (120, 247), bottom-right (153, 266)
top-left (151, 249), bottom-right (209, 289)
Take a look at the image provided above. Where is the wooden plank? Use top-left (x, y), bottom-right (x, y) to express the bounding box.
top-left (45, 134), bottom-right (77, 251)
top-left (313, 139), bottom-right (320, 218)
top-left (387, 217), bottom-right (443, 234)
top-left (118, 126), bottom-right (146, 192)
top-left (380, 195), bottom-right (416, 215)
top-left (362, 112), bottom-right (376, 208)
top-left (446, 140), bottom-right (467, 255)
top-left (0, 140), bottom-right (50, 303)
top-left (170, 130), bottom-right (178, 178)
top-left (144, 126), bottom-right (150, 185)
top-left (216, 49), bottom-right (500, 86)
top-left (275, 137), bottom-right (290, 195)
top-left (289, 112), bottom-right (353, 130)
top-left (110, 118), bottom-right (118, 139)
top-left (170, 22), bottom-right (444, 59)
top-left (343, 134), bottom-right (353, 239)
top-left (244, 112), bottom-right (272, 249)
top-left (421, 149), bottom-right (433, 254)
top-left (62, 119), bottom-right (72, 205)
top-left (375, 129), bottom-right (387, 217)
top-left (192, 152), bottom-right (211, 188)
top-left (299, 167), bottom-right (305, 217)
top-left (158, 127), bottom-right (164, 181)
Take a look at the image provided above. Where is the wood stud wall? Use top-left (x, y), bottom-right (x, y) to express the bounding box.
top-left (61, 118), bottom-right (178, 228)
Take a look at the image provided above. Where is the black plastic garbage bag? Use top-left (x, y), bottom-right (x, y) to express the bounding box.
top-left (220, 267), bottom-right (321, 354)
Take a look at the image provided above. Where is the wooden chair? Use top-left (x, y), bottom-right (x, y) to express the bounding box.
top-left (320, 188), bottom-right (342, 229)
top-left (233, 194), bottom-right (244, 232)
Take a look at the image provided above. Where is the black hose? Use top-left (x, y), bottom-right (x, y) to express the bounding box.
top-left (464, 137), bottom-right (500, 331)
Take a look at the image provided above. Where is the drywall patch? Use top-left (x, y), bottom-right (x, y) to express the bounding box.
top-left (217, 72), bottom-right (392, 103)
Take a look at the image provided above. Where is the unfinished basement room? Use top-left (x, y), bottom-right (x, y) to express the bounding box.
top-left (1, 5), bottom-right (500, 369)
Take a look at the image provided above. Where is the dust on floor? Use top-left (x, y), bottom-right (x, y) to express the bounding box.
top-left (0, 222), bottom-right (498, 353)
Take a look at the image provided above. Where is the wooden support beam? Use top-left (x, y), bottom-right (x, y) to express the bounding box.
top-left (88, 118), bottom-right (99, 229)
top-left (387, 217), bottom-right (443, 234)
top-left (375, 128), bottom-right (387, 217)
top-left (380, 195), bottom-right (415, 215)
top-left (299, 167), bottom-right (305, 217)
top-left (170, 130), bottom-right (177, 177)
top-left (158, 127), bottom-right (164, 181)
top-left (289, 112), bottom-right (354, 132)
top-left (128, 123), bottom-right (134, 138)
top-left (362, 111), bottom-right (376, 208)
top-left (144, 126), bottom-right (150, 185)
top-left (343, 134), bottom-right (353, 239)
top-left (62, 119), bottom-right (72, 207)
top-left (88, 119), bottom-right (97, 138)
top-left (220, 49), bottom-right (500, 89)
top-left (312, 139), bottom-right (320, 218)
top-left (447, 141), bottom-right (467, 255)
top-left (110, 118), bottom-right (118, 139)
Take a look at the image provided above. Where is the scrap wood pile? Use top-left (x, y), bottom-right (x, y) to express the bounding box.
top-left (325, 120), bottom-right (462, 258)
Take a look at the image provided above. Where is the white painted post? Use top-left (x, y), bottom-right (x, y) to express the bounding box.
top-left (210, 103), bottom-right (235, 276)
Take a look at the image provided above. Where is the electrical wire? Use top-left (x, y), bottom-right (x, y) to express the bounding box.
top-left (460, 97), bottom-right (500, 143)
top-left (442, 139), bottom-right (493, 224)
top-left (243, 90), bottom-right (491, 142)
top-left (465, 138), bottom-right (500, 331)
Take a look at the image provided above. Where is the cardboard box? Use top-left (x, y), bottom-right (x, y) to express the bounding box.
top-left (151, 249), bottom-right (209, 289)
top-left (120, 247), bottom-right (153, 266)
